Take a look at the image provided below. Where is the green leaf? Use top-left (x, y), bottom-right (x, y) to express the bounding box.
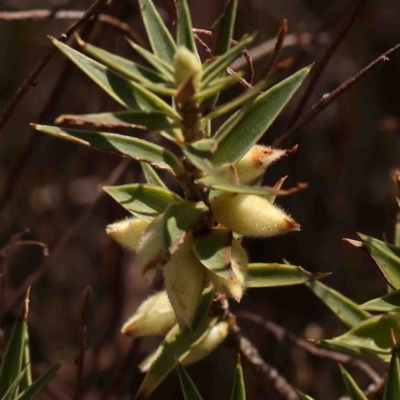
top-left (19, 330), bottom-right (31, 393)
top-left (177, 364), bottom-right (204, 400)
top-left (202, 34), bottom-right (255, 87)
top-left (127, 39), bottom-right (174, 80)
top-left (383, 349), bottom-right (400, 400)
top-left (15, 364), bottom-right (60, 400)
top-left (361, 290), bottom-right (400, 312)
top-left (103, 184), bottom-right (181, 220)
top-left (137, 297), bottom-right (217, 398)
top-left (196, 174), bottom-right (296, 198)
top-left (230, 356), bottom-right (246, 400)
top-left (246, 264), bottom-right (329, 288)
top-left (355, 234), bottom-right (400, 289)
top-left (318, 314), bottom-right (400, 361)
top-left (78, 39), bottom-right (168, 85)
top-left (162, 201), bottom-right (208, 254)
top-left (56, 110), bottom-right (179, 132)
top-left (214, 0), bottom-right (238, 56)
top-left (138, 0), bottom-right (176, 64)
top-left (193, 74), bottom-right (242, 101)
top-left (1, 369), bottom-right (27, 400)
top-left (33, 126), bottom-right (184, 176)
top-left (205, 0), bottom-right (238, 107)
top-left (340, 365), bottom-right (368, 400)
top-left (182, 139), bottom-right (221, 175)
top-left (201, 76), bottom-right (270, 122)
top-left (306, 281), bottom-right (371, 328)
top-left (141, 163), bottom-right (167, 188)
top-left (176, 0), bottom-right (197, 54)
top-left (211, 66), bottom-right (311, 166)
top-left (297, 391), bottom-right (315, 400)
top-left (51, 38), bottom-right (178, 118)
top-left (0, 310), bottom-right (27, 398)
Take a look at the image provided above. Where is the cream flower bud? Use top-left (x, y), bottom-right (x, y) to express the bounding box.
top-left (106, 217), bottom-right (149, 251)
top-left (137, 215), bottom-right (165, 283)
top-left (174, 46), bottom-right (203, 91)
top-left (208, 239), bottom-right (247, 301)
top-left (121, 291), bottom-right (176, 337)
top-left (139, 321), bottom-right (229, 372)
top-left (182, 321), bottom-right (229, 365)
top-left (164, 235), bottom-right (206, 328)
top-left (235, 145), bottom-right (297, 184)
top-left (211, 193), bottom-right (300, 237)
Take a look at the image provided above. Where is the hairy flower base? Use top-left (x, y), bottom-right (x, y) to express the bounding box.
top-left (235, 144), bottom-right (297, 183)
top-left (106, 217), bottom-right (149, 251)
top-left (121, 291), bottom-right (176, 336)
top-left (211, 193), bottom-right (300, 237)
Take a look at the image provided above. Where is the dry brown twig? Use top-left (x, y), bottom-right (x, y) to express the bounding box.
top-left (0, 0), bottom-right (109, 132)
top-left (0, 230), bottom-right (48, 315)
top-left (283, 0), bottom-right (367, 134)
top-left (3, 158), bottom-right (130, 317)
top-left (274, 41), bottom-right (400, 147)
top-left (238, 311), bottom-right (381, 385)
top-left (261, 19), bottom-right (288, 80)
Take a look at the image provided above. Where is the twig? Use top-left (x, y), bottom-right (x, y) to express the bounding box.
top-left (3, 159), bottom-right (130, 317)
top-left (284, 0), bottom-right (366, 134)
top-left (274, 42), bottom-right (400, 147)
top-left (0, 0), bottom-right (109, 132)
top-left (238, 311), bottom-right (382, 385)
top-left (193, 28), bottom-right (254, 85)
top-left (0, 10), bottom-right (143, 45)
top-left (0, 9), bottom-right (101, 217)
top-left (261, 20), bottom-right (288, 80)
top-left (73, 286), bottom-right (92, 400)
top-left (228, 319), bottom-right (300, 400)
top-left (0, 230), bottom-right (48, 316)
top-left (193, 34), bottom-right (253, 90)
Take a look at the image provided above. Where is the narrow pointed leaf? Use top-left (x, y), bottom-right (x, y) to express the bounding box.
top-left (162, 201), bottom-right (208, 254)
top-left (202, 34), bottom-right (255, 86)
top-left (202, 76), bottom-right (270, 122)
top-left (196, 174), bottom-right (306, 197)
top-left (361, 290), bottom-right (400, 312)
top-left (176, 0), bottom-right (196, 53)
top-left (193, 74), bottom-right (242, 101)
top-left (137, 289), bottom-right (218, 399)
top-left (57, 110), bottom-right (178, 132)
top-left (1, 369), bottom-right (27, 400)
top-left (340, 365), bottom-right (368, 400)
top-left (182, 139), bottom-right (222, 175)
top-left (214, 0), bottom-right (238, 56)
top-left (211, 66), bottom-right (311, 166)
top-left (0, 313), bottom-right (27, 398)
top-left (297, 391), bottom-right (315, 400)
top-left (78, 39), bottom-right (168, 84)
top-left (318, 314), bottom-right (400, 361)
top-left (306, 281), bottom-right (370, 328)
top-left (16, 364), bottom-right (60, 400)
top-left (127, 39), bottom-right (174, 80)
top-left (383, 349), bottom-right (400, 400)
top-left (33, 126), bottom-right (184, 176)
top-left (103, 184), bottom-right (181, 220)
top-left (141, 163), bottom-right (167, 188)
top-left (246, 264), bottom-right (328, 288)
top-left (19, 330), bottom-right (32, 393)
top-left (230, 356), bottom-right (246, 400)
top-left (177, 364), bottom-right (204, 400)
top-left (138, 0), bottom-right (176, 64)
top-left (353, 234), bottom-right (400, 289)
top-left (51, 38), bottom-right (178, 118)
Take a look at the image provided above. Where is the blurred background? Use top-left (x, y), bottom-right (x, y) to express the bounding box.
top-left (0, 0), bottom-right (399, 398)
